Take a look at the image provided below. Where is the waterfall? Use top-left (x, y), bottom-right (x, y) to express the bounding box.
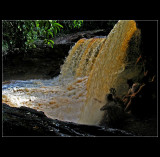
top-left (60, 20), bottom-right (142, 125)
top-left (2, 20), bottom-right (143, 125)
top-left (78, 20), bottom-right (142, 124)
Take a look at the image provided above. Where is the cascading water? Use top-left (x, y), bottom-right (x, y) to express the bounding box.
top-left (79, 20), bottom-right (142, 124)
top-left (2, 20), bottom-right (143, 125)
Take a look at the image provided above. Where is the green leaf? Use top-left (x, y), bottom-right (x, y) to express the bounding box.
top-left (33, 44), bottom-right (36, 48)
top-left (54, 23), bottom-right (63, 28)
top-left (45, 22), bottom-right (50, 30)
top-left (48, 30), bottom-right (53, 37)
top-left (44, 39), bottom-right (48, 44)
top-left (48, 40), bottom-right (54, 48)
top-left (53, 28), bottom-right (57, 35)
top-left (36, 22), bottom-right (39, 28)
top-left (48, 40), bottom-right (54, 45)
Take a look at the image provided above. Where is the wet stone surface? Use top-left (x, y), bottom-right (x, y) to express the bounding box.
top-left (2, 103), bottom-right (134, 136)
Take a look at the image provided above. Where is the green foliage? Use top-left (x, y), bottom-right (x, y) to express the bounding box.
top-left (73, 20), bottom-right (83, 28)
top-left (70, 20), bottom-right (83, 29)
top-left (23, 20), bottom-right (63, 49)
top-left (2, 20), bottom-right (83, 53)
top-left (2, 40), bottom-right (9, 55)
top-left (57, 20), bottom-right (84, 33)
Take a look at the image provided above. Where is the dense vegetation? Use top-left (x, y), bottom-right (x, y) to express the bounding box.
top-left (2, 20), bottom-right (117, 55)
top-left (2, 20), bottom-right (83, 52)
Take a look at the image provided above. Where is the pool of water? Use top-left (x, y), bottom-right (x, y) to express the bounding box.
top-left (2, 76), bottom-right (88, 123)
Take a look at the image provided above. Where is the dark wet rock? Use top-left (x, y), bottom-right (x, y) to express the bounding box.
top-left (2, 103), bottom-right (134, 136)
top-left (100, 103), bottom-right (126, 128)
top-left (52, 29), bottom-right (106, 45)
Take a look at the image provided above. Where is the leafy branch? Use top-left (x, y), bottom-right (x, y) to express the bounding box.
top-left (2, 20), bottom-right (83, 52)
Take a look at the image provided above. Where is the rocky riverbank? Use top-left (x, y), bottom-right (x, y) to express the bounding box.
top-left (2, 103), bottom-right (157, 136)
top-left (2, 103), bottom-right (134, 136)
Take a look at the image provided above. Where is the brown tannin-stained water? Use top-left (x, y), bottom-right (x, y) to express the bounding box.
top-left (2, 20), bottom-right (142, 125)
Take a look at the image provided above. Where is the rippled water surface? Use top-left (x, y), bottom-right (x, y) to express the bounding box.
top-left (2, 76), bottom-right (88, 123)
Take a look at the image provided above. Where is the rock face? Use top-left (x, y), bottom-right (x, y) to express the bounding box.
top-left (2, 103), bottom-right (134, 136)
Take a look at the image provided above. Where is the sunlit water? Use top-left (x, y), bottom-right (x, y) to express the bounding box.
top-left (2, 77), bottom-right (88, 123)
